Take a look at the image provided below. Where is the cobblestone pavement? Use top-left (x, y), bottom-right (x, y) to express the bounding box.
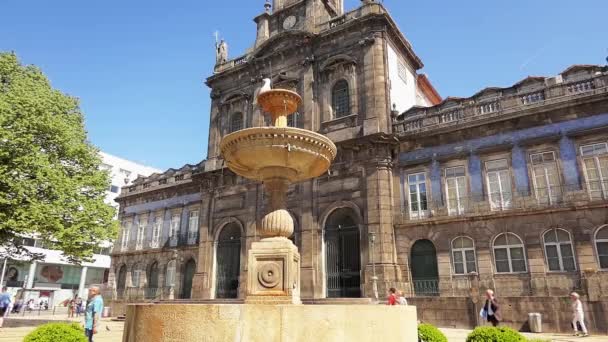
top-left (440, 328), bottom-right (608, 342)
top-left (0, 315), bottom-right (124, 342)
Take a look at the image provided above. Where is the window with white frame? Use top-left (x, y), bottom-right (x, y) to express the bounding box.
top-left (451, 236), bottom-right (477, 274)
top-left (120, 220), bottom-right (131, 251)
top-left (595, 225), bottom-right (608, 269)
top-left (543, 229), bottom-right (575, 272)
top-left (445, 166), bottom-right (467, 215)
top-left (581, 143), bottom-right (608, 200)
top-left (407, 172), bottom-right (428, 219)
top-left (165, 260), bottom-right (176, 287)
top-left (169, 214), bottom-right (180, 243)
top-left (188, 210), bottom-right (199, 244)
top-left (150, 215), bottom-right (162, 248)
top-left (136, 217), bottom-right (147, 250)
top-left (493, 233), bottom-right (527, 273)
top-left (530, 151), bottom-right (561, 204)
top-left (397, 60), bottom-right (408, 83)
top-left (485, 159), bottom-right (513, 210)
top-left (131, 264), bottom-right (142, 288)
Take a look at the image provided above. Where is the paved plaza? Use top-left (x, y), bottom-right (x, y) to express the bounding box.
top-left (1, 313), bottom-right (606, 342)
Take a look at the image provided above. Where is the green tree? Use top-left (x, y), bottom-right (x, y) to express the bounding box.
top-left (0, 52), bottom-right (117, 262)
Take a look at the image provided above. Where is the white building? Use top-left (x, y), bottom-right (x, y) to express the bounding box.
top-left (0, 152), bottom-right (160, 308)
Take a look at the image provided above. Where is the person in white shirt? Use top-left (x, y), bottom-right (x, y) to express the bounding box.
top-left (570, 292), bottom-right (588, 337)
top-left (397, 291), bottom-right (408, 306)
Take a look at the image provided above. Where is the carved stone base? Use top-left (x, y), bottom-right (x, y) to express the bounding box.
top-left (245, 237), bottom-right (301, 304)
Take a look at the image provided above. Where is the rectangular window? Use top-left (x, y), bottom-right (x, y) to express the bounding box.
top-left (110, 185), bottom-right (120, 193)
top-left (136, 218), bottom-right (147, 250)
top-left (408, 173), bottom-right (428, 219)
top-left (121, 221), bottom-right (131, 251)
top-left (150, 216), bottom-right (162, 248)
top-left (169, 214), bottom-right (180, 246)
top-left (132, 270), bottom-right (141, 288)
top-left (581, 143), bottom-right (608, 200)
top-left (485, 159), bottom-right (512, 210)
top-left (530, 151), bottom-right (561, 204)
top-left (445, 166), bottom-right (467, 215)
top-left (453, 249), bottom-right (476, 274)
top-left (398, 60), bottom-right (408, 83)
top-left (188, 211), bottom-right (199, 244)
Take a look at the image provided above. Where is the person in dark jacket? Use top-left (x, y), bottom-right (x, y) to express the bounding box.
top-left (483, 289), bottom-right (501, 326)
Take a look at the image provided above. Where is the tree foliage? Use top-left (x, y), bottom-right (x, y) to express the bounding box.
top-left (0, 52), bottom-right (117, 262)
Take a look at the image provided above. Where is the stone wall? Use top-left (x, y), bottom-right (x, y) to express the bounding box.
top-left (411, 296), bottom-right (608, 334)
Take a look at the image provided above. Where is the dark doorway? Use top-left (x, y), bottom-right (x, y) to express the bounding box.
top-left (116, 265), bottom-right (127, 297)
top-left (410, 239), bottom-right (439, 296)
top-left (325, 208), bottom-right (361, 298)
top-left (146, 261), bottom-right (159, 299)
top-left (181, 259), bottom-right (196, 299)
top-left (215, 224), bottom-right (241, 299)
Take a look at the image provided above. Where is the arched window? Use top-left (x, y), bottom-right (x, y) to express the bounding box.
top-left (451, 237), bottom-right (477, 274)
top-left (331, 80), bottom-right (350, 118)
top-left (165, 260), bottom-right (176, 287)
top-left (493, 233), bottom-right (526, 273)
top-left (229, 112), bottom-right (243, 133)
top-left (595, 225), bottom-right (608, 269)
top-left (543, 229), bottom-right (575, 272)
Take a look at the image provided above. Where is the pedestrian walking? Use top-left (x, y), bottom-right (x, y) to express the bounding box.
top-left (84, 286), bottom-right (104, 342)
top-left (0, 287), bottom-right (12, 328)
top-left (387, 287), bottom-right (397, 305)
top-left (67, 298), bottom-right (75, 318)
top-left (480, 289), bottom-right (501, 327)
top-left (75, 297), bottom-right (83, 317)
top-left (570, 292), bottom-right (589, 337)
top-left (397, 290), bottom-right (408, 306)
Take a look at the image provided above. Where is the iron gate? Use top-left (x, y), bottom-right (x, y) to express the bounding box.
top-left (215, 224), bottom-right (241, 299)
top-left (325, 224), bottom-right (361, 298)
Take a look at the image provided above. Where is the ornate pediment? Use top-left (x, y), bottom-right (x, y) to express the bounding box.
top-left (252, 30), bottom-right (312, 59)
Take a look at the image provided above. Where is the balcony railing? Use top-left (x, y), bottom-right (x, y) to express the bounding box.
top-left (412, 279), bottom-right (440, 297)
top-left (115, 232), bottom-right (200, 253)
top-left (399, 182), bottom-right (608, 223)
top-left (393, 73), bottom-right (608, 135)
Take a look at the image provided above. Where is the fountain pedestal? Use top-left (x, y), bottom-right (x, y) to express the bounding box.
top-left (245, 237), bottom-right (300, 304)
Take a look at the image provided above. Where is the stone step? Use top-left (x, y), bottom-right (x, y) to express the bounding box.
top-left (111, 314), bottom-right (126, 322)
top-left (302, 298), bottom-right (374, 305)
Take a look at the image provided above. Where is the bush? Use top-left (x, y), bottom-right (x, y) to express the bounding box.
top-left (466, 326), bottom-right (526, 342)
top-left (23, 322), bottom-right (87, 342)
top-left (418, 323), bottom-right (448, 342)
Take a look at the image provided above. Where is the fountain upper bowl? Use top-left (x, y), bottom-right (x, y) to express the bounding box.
top-left (220, 127), bottom-right (337, 183)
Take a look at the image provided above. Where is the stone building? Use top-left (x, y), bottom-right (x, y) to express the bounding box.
top-left (109, 0), bottom-right (608, 333)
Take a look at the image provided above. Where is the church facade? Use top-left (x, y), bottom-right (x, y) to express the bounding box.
top-left (109, 0), bottom-right (608, 332)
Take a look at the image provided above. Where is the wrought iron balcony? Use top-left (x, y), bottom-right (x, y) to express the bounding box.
top-left (398, 182), bottom-right (608, 224)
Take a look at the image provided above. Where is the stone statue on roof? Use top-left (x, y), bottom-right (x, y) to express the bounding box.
top-left (216, 39), bottom-right (228, 65)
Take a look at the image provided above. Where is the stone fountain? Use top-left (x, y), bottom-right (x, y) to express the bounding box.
top-left (122, 82), bottom-right (417, 342)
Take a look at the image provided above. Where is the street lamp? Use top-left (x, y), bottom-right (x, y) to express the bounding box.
top-left (369, 231), bottom-right (378, 302)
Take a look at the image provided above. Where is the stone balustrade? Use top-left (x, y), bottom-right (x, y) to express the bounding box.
top-left (393, 70), bottom-right (608, 135)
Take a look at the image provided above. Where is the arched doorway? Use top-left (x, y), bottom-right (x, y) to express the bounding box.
top-left (325, 208), bottom-right (361, 298)
top-left (215, 223), bottom-right (241, 298)
top-left (146, 261), bottom-right (159, 299)
top-left (410, 240), bottom-right (439, 296)
top-left (181, 259), bottom-right (196, 299)
top-left (116, 265), bottom-right (127, 298)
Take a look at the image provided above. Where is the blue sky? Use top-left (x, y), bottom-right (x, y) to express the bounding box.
top-left (1, 0), bottom-right (606, 170)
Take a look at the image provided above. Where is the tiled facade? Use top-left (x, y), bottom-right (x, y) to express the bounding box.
top-left (108, 0), bottom-right (608, 333)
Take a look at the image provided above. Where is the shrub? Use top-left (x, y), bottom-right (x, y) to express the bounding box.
top-left (466, 326), bottom-right (526, 342)
top-left (23, 322), bottom-right (87, 342)
top-left (418, 323), bottom-right (448, 342)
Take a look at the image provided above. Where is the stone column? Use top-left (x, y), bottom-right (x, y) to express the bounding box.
top-left (193, 190), bottom-right (214, 299)
top-left (254, 13), bottom-right (270, 47)
top-left (362, 33), bottom-right (389, 136)
top-left (26, 261), bottom-right (36, 289)
top-left (78, 266), bottom-right (88, 299)
top-left (364, 157), bottom-right (401, 297)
